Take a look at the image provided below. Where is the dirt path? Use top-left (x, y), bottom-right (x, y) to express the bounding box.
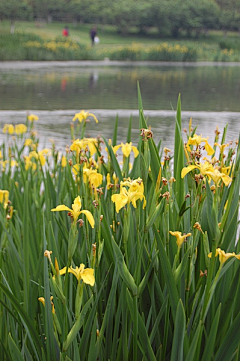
top-left (1, 60), bottom-right (240, 69)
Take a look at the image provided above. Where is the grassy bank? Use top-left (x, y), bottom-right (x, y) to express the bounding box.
top-left (1, 20), bottom-right (240, 61)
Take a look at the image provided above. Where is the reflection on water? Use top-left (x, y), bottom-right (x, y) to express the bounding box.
top-left (0, 65), bottom-right (240, 111)
top-left (89, 72), bottom-right (99, 90)
top-left (0, 64), bottom-right (239, 153)
top-left (0, 110), bottom-right (239, 154)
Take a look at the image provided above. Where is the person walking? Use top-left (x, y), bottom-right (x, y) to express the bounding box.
top-left (90, 27), bottom-right (97, 46)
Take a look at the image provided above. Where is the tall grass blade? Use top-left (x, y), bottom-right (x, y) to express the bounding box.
top-left (0, 283), bottom-right (44, 360)
top-left (201, 304), bottom-right (221, 361)
top-left (170, 299), bottom-right (186, 361)
top-left (8, 333), bottom-right (25, 361)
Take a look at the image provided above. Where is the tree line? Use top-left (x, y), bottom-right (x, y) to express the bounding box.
top-left (1, 0), bottom-right (240, 37)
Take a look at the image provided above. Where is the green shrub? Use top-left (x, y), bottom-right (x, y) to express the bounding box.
top-left (144, 43), bottom-right (197, 61)
top-left (219, 38), bottom-right (240, 51)
top-left (23, 37), bottom-right (90, 61)
top-left (101, 42), bottom-right (198, 62)
top-left (103, 43), bottom-right (144, 61)
top-left (0, 32), bottom-right (91, 61)
top-left (213, 48), bottom-right (239, 62)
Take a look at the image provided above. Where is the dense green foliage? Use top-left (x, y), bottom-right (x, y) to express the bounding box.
top-left (1, 0), bottom-right (240, 37)
top-left (0, 32), bottom-right (90, 61)
top-left (0, 92), bottom-right (239, 360)
top-left (2, 30), bottom-right (240, 62)
top-left (0, 32), bottom-right (197, 61)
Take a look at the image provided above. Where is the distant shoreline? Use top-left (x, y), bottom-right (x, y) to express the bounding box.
top-left (1, 60), bottom-right (240, 69)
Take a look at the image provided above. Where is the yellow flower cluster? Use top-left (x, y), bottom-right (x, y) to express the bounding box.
top-left (181, 161), bottom-right (232, 186)
top-left (147, 43), bottom-right (189, 54)
top-left (24, 40), bottom-right (80, 53)
top-left (24, 149), bottom-right (51, 171)
top-left (106, 43), bottom-right (144, 53)
top-left (0, 160), bottom-right (18, 172)
top-left (186, 134), bottom-right (214, 156)
top-left (73, 161), bottom-right (103, 189)
top-left (83, 167), bottom-right (103, 188)
top-left (24, 41), bottom-right (42, 48)
top-left (3, 123), bottom-right (27, 135)
top-left (182, 134), bottom-right (232, 186)
top-left (15, 124), bottom-right (28, 135)
top-left (111, 177), bottom-right (146, 213)
top-left (221, 49), bottom-right (234, 56)
top-left (71, 138), bottom-right (98, 157)
top-left (25, 40), bottom-right (80, 52)
top-left (101, 42), bottom-right (194, 61)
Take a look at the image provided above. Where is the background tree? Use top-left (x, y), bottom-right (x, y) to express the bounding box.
top-left (181, 0), bottom-right (220, 37)
top-left (1, 0), bottom-right (240, 37)
top-left (0, 0), bottom-right (32, 33)
top-left (216, 0), bottom-right (240, 34)
top-left (133, 1), bottom-right (154, 35)
top-left (110, 0), bottom-right (138, 35)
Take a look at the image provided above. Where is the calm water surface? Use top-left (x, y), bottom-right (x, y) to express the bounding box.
top-left (0, 62), bottom-right (239, 150)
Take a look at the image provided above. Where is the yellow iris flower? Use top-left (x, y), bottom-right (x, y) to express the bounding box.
top-left (72, 110), bottom-right (98, 124)
top-left (181, 161), bottom-right (232, 186)
top-left (58, 263), bottom-right (95, 286)
top-left (83, 168), bottom-right (103, 188)
top-left (208, 248), bottom-right (240, 264)
top-left (51, 196), bottom-right (95, 227)
top-left (111, 187), bottom-right (129, 213)
top-left (70, 138), bottom-right (98, 157)
top-left (29, 149), bottom-right (51, 167)
top-left (214, 142), bottom-right (229, 154)
top-left (10, 160), bottom-right (18, 168)
top-left (28, 114), bottom-right (39, 122)
top-left (72, 164), bottom-right (80, 176)
top-left (3, 124), bottom-right (14, 134)
top-left (0, 160), bottom-right (18, 171)
top-left (24, 156), bottom-right (37, 171)
top-left (186, 134), bottom-right (214, 156)
top-left (205, 168), bottom-right (232, 186)
top-left (61, 155), bottom-right (67, 167)
top-left (120, 177), bottom-right (144, 193)
top-left (181, 161), bottom-right (214, 178)
top-left (113, 142), bottom-right (139, 158)
top-left (0, 190), bottom-right (9, 209)
top-left (24, 139), bottom-right (33, 147)
top-left (72, 163), bottom-right (102, 188)
top-left (15, 124), bottom-right (27, 135)
top-left (111, 178), bottom-right (146, 213)
top-left (169, 231), bottom-right (191, 248)
top-left (221, 165), bottom-right (232, 176)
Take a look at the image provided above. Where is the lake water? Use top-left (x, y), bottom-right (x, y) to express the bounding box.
top-left (0, 61), bottom-right (239, 151)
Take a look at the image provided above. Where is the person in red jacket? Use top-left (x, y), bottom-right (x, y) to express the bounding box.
top-left (62, 26), bottom-right (69, 37)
